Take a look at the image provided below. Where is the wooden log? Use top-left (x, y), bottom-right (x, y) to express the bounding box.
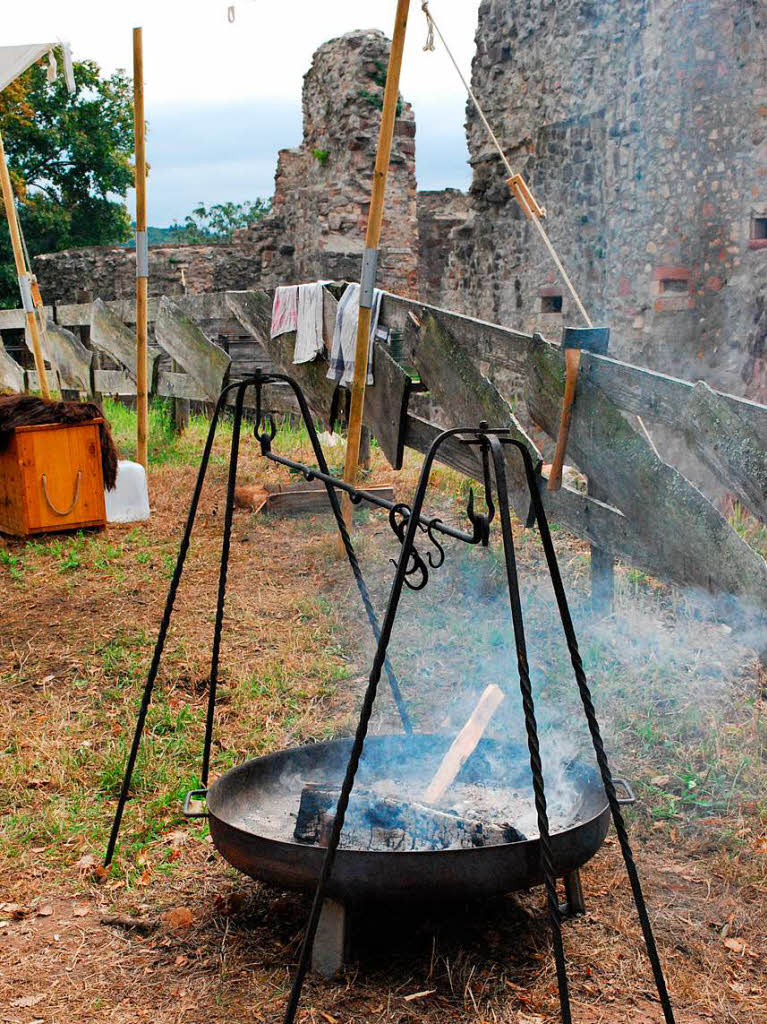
top-left (28, 318), bottom-right (92, 394)
top-left (293, 784), bottom-right (525, 850)
top-left (680, 380), bottom-right (767, 523)
top-left (424, 684), bottom-right (506, 805)
top-left (526, 335), bottom-right (767, 611)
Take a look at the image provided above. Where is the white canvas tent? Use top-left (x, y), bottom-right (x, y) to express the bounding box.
top-left (0, 42), bottom-right (75, 94)
top-left (0, 42), bottom-right (75, 396)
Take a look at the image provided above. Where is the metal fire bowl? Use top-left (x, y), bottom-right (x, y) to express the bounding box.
top-left (205, 735), bottom-right (613, 904)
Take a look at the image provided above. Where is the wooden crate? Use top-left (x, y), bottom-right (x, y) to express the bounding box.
top-left (0, 420), bottom-right (106, 536)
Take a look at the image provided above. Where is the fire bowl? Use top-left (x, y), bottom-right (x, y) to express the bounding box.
top-left (204, 735), bottom-right (614, 904)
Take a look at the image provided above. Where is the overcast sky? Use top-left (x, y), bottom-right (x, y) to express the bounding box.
top-left (6, 1), bottom-right (482, 226)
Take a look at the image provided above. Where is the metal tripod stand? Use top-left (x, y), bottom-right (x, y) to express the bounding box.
top-left (105, 371), bottom-right (676, 1024)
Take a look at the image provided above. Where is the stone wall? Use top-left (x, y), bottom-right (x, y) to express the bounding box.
top-left (34, 242), bottom-right (267, 304)
top-left (442, 0), bottom-right (767, 403)
top-left (416, 189), bottom-right (471, 305)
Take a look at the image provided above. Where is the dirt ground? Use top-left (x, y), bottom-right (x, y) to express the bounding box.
top-left (1, 420), bottom-right (765, 1024)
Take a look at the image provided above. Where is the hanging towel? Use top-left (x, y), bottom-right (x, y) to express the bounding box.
top-left (271, 285), bottom-right (298, 338)
top-left (293, 282), bottom-right (327, 364)
top-left (326, 283), bottom-right (383, 387)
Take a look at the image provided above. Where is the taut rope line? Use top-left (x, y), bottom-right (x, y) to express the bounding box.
top-left (420, 1), bottom-right (592, 328)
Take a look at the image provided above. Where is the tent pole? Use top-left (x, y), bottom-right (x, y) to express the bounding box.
top-left (0, 129), bottom-right (50, 399)
top-left (133, 27), bottom-right (148, 469)
top-left (340, 0), bottom-right (410, 530)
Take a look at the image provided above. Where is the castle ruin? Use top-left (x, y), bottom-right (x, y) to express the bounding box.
top-left (35, 3), bottom-right (766, 403)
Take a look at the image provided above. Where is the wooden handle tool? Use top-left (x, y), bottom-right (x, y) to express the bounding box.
top-left (547, 326), bottom-right (610, 492)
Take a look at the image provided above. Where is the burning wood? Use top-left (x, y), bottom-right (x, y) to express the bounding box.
top-left (293, 783), bottom-right (526, 851)
top-left (424, 684), bottom-right (506, 804)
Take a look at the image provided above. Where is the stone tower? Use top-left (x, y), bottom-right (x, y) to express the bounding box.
top-left (442, 0), bottom-right (767, 400)
top-left (238, 29), bottom-right (420, 297)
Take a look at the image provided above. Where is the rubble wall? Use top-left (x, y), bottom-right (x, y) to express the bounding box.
top-left (442, 0), bottom-right (767, 402)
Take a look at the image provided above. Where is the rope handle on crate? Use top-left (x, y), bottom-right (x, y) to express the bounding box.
top-left (41, 470), bottom-right (82, 517)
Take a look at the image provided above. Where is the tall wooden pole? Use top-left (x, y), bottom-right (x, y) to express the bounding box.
top-left (133, 27), bottom-right (148, 469)
top-left (340, 0), bottom-right (410, 528)
top-left (0, 129), bottom-right (50, 399)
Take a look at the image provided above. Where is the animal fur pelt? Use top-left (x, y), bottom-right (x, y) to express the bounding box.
top-left (0, 394), bottom-right (119, 491)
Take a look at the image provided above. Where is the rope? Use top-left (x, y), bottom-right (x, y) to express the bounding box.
top-left (420, 1), bottom-right (592, 328)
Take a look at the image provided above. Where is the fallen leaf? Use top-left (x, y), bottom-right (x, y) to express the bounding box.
top-left (72, 904), bottom-right (89, 917)
top-left (163, 906), bottom-right (195, 930)
top-left (320, 1014), bottom-right (337, 1024)
top-left (37, 904), bottom-right (54, 917)
top-left (10, 993), bottom-right (45, 1008)
top-left (650, 775), bottom-right (670, 786)
top-left (403, 990), bottom-right (436, 1002)
top-left (723, 937), bottom-right (747, 954)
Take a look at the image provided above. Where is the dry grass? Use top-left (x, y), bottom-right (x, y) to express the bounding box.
top-left (0, 407), bottom-right (765, 1024)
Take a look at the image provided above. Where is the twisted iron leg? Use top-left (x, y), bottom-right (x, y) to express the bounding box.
top-left (282, 429), bottom-right (448, 1024)
top-left (486, 435), bottom-right (572, 1024)
top-left (104, 380), bottom-right (247, 867)
top-left (516, 443), bottom-right (676, 1024)
top-left (201, 382), bottom-right (247, 785)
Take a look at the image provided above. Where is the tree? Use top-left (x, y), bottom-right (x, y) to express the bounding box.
top-left (0, 49), bottom-right (134, 307)
top-left (166, 198), bottom-right (272, 244)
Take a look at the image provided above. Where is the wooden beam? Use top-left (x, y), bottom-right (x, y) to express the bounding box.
top-left (379, 292), bottom-right (767, 443)
top-left (90, 299), bottom-right (159, 384)
top-left (0, 129), bottom-right (50, 398)
top-left (526, 333), bottom-right (767, 611)
top-left (341, 0), bottom-right (411, 528)
top-left (680, 380), bottom-right (767, 523)
top-left (154, 296), bottom-right (231, 401)
top-left (133, 26), bottom-right (148, 469)
top-left (29, 318), bottom-right (92, 394)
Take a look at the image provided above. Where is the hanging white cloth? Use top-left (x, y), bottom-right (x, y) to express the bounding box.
top-left (293, 282), bottom-right (327, 364)
top-left (326, 283), bottom-right (382, 387)
top-left (0, 42), bottom-right (76, 95)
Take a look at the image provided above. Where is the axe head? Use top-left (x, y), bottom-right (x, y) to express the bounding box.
top-left (561, 325), bottom-right (610, 355)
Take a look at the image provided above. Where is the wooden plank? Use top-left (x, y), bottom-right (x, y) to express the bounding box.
top-left (0, 344), bottom-right (24, 392)
top-left (413, 310), bottom-right (542, 513)
top-left (90, 299), bottom-right (160, 384)
top-left (0, 306), bottom-right (53, 330)
top-left (266, 484), bottom-right (394, 514)
top-left (94, 369), bottom-right (137, 396)
top-left (225, 288), bottom-right (338, 421)
top-left (154, 296), bottom-right (231, 401)
top-left (680, 381), bottom-right (767, 523)
top-left (380, 292), bottom-right (767, 443)
top-left (156, 369), bottom-right (202, 400)
top-left (403, 413), bottom-right (663, 575)
top-left (526, 333), bottom-right (767, 611)
top-left (29, 318), bottom-right (92, 393)
top-left (363, 341), bottom-right (412, 468)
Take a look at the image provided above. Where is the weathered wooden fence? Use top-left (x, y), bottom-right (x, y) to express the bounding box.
top-left (1, 285), bottom-right (766, 631)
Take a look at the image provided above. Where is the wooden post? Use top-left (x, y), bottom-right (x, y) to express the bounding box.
top-left (133, 27), bottom-right (149, 469)
top-left (0, 129), bottom-right (50, 399)
top-left (340, 0), bottom-right (410, 528)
